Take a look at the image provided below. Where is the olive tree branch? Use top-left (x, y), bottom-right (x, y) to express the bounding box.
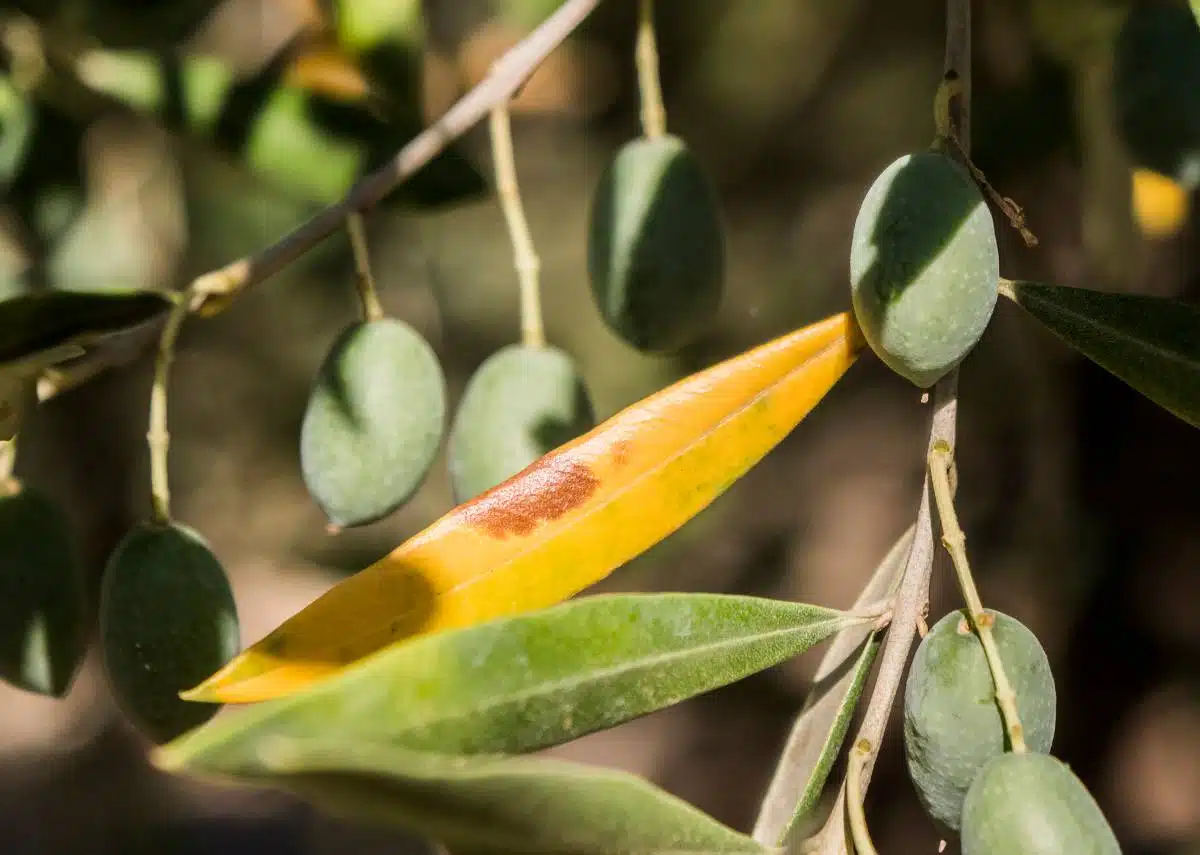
top-left (187, 0), bottom-right (607, 317)
top-left (810, 3), bottom-right (970, 853)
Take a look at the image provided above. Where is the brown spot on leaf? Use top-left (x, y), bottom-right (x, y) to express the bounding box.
top-left (462, 457), bottom-right (600, 538)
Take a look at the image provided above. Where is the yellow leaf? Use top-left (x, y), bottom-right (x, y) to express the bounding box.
top-left (1131, 167), bottom-right (1191, 240)
top-left (184, 313), bottom-right (865, 704)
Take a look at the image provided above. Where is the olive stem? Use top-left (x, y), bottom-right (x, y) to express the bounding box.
top-left (346, 213), bottom-right (385, 323)
top-left (845, 739), bottom-right (881, 855)
top-left (933, 72), bottom-right (1038, 247)
top-left (0, 436), bottom-right (17, 489)
top-left (489, 102), bottom-right (546, 349)
top-left (170, 0), bottom-right (607, 317)
top-left (928, 440), bottom-right (1028, 754)
top-left (809, 5), bottom-right (971, 853)
top-left (147, 291), bottom-right (192, 525)
top-left (635, 0), bottom-right (667, 139)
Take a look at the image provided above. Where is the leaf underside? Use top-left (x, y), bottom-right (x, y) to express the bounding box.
top-left (1006, 280), bottom-right (1200, 428)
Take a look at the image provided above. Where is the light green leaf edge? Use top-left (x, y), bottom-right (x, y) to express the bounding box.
top-left (752, 525), bottom-right (914, 847)
top-left (165, 735), bottom-right (772, 855)
top-left (155, 593), bottom-right (872, 766)
top-left (1003, 280), bottom-right (1200, 429)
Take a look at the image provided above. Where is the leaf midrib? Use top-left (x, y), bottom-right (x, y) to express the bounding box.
top-left (1021, 286), bottom-right (1200, 372)
top-left (333, 611), bottom-right (851, 748)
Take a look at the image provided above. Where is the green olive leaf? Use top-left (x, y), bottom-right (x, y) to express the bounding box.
top-left (0, 288), bottom-right (175, 369)
top-left (752, 525), bottom-right (913, 847)
top-left (0, 285), bottom-right (175, 372)
top-left (1003, 280), bottom-right (1200, 428)
top-left (156, 594), bottom-right (873, 764)
top-left (161, 735), bottom-right (768, 855)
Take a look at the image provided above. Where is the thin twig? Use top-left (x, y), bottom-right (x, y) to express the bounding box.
top-left (188, 0), bottom-right (607, 317)
top-left (845, 740), bottom-right (880, 855)
top-left (489, 102), bottom-right (545, 349)
top-left (346, 213), bottom-right (385, 323)
top-left (816, 385), bottom-right (957, 855)
top-left (146, 293), bottom-right (193, 524)
top-left (814, 3), bottom-right (970, 852)
top-left (635, 0), bottom-right (667, 139)
top-left (928, 442), bottom-right (1027, 753)
top-left (751, 525), bottom-right (914, 847)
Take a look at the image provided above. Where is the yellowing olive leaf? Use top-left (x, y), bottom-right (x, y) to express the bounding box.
top-left (158, 736), bottom-right (768, 855)
top-left (752, 526), bottom-right (913, 847)
top-left (184, 313), bottom-right (864, 703)
top-left (1004, 280), bottom-right (1200, 428)
top-left (163, 594), bottom-right (873, 765)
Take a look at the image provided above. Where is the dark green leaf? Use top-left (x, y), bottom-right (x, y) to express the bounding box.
top-left (158, 736), bottom-right (767, 855)
top-left (1004, 280), bottom-right (1200, 428)
top-left (753, 526), bottom-right (912, 846)
top-left (159, 594), bottom-right (871, 762)
top-left (0, 288), bottom-right (174, 369)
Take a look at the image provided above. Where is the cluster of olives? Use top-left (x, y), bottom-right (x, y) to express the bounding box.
top-left (0, 470), bottom-right (239, 744)
top-left (0, 6), bottom-right (732, 747)
top-left (299, 126), bottom-right (727, 526)
top-left (903, 610), bottom-right (1120, 853)
top-left (848, 139), bottom-right (1120, 850)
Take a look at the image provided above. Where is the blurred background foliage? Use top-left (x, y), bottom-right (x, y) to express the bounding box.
top-left (0, 0), bottom-right (1198, 853)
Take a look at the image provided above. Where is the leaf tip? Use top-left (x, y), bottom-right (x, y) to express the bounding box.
top-left (149, 743), bottom-right (187, 773)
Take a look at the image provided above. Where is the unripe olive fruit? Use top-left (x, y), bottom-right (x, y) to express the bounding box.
top-left (447, 343), bottom-right (595, 503)
top-left (587, 134), bottom-right (725, 353)
top-left (101, 521), bottom-right (240, 743)
top-left (300, 318), bottom-right (446, 529)
top-left (903, 608), bottom-right (1057, 830)
top-left (849, 150), bottom-right (999, 388)
top-left (961, 751), bottom-right (1122, 855)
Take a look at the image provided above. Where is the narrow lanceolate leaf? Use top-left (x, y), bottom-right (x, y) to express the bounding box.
top-left (0, 288), bottom-right (174, 368)
top-left (156, 737), bottom-right (768, 855)
top-left (162, 594), bottom-right (872, 764)
top-left (752, 526), bottom-right (913, 847)
top-left (1004, 280), bottom-right (1200, 428)
top-left (185, 312), bottom-right (864, 703)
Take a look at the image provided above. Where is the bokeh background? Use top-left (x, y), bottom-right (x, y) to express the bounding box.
top-left (0, 0), bottom-right (1198, 853)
